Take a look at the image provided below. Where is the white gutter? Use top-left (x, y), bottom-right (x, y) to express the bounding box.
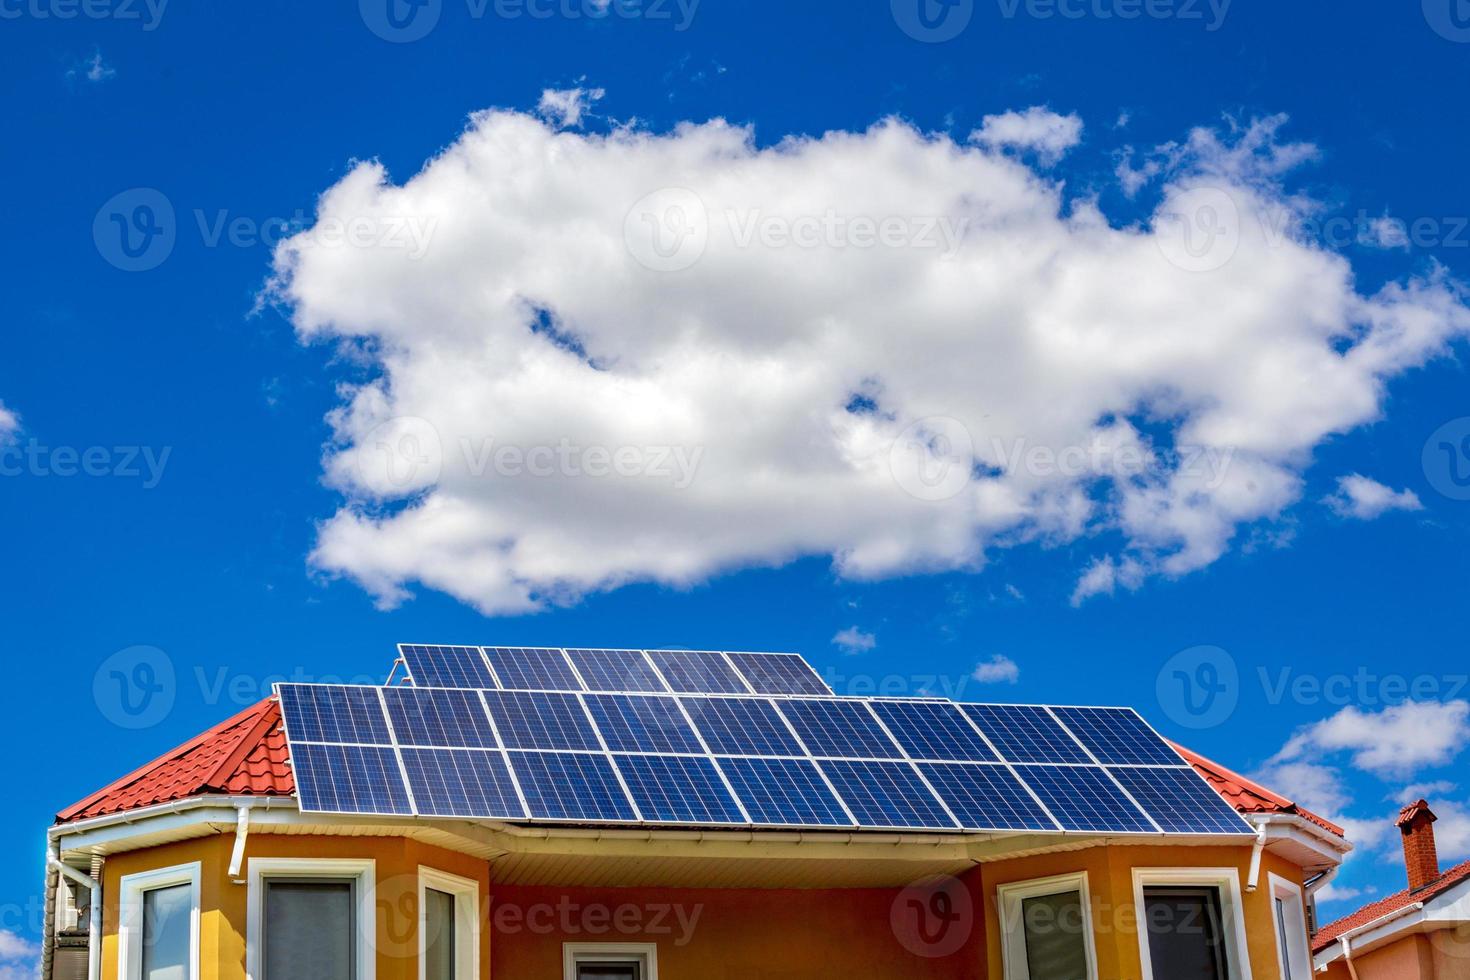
top-left (1315, 899), bottom-right (1426, 972)
top-left (228, 806), bottom-right (251, 879)
top-left (46, 843), bottom-right (100, 980)
top-left (1305, 864), bottom-right (1338, 897)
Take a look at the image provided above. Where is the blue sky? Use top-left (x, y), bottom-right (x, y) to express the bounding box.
top-left (4, 0), bottom-right (1470, 960)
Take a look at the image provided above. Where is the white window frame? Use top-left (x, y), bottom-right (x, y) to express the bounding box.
top-left (1266, 873), bottom-right (1312, 980)
top-left (562, 942), bottom-right (659, 980)
top-left (996, 871), bottom-right (1100, 980)
top-left (246, 857), bottom-right (376, 980)
top-left (418, 867), bottom-right (479, 980)
top-left (1131, 867), bottom-right (1254, 980)
top-left (118, 862), bottom-right (202, 980)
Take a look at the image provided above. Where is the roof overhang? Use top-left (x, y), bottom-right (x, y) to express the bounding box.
top-left (1313, 876), bottom-right (1470, 969)
top-left (1244, 813), bottom-right (1350, 876)
top-left (51, 795), bottom-right (1262, 890)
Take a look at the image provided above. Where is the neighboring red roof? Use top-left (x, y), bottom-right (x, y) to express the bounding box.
top-left (57, 698), bottom-right (293, 823)
top-left (1312, 859), bottom-right (1470, 953)
top-left (1171, 742), bottom-right (1345, 838)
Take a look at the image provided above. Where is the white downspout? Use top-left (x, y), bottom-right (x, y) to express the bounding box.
top-left (228, 805), bottom-right (251, 879)
top-left (1340, 935), bottom-right (1360, 980)
top-left (1246, 826), bottom-right (1268, 891)
top-left (47, 847), bottom-right (101, 980)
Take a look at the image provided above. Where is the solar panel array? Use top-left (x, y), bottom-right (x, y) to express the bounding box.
top-left (278, 665), bottom-right (1255, 836)
top-left (399, 644), bottom-right (832, 697)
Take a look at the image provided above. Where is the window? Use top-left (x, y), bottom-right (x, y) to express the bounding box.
top-left (1267, 874), bottom-right (1312, 980)
top-left (118, 864), bottom-right (201, 980)
top-left (247, 858), bottom-right (375, 980)
top-left (997, 873), bottom-right (1098, 980)
top-left (419, 868), bottom-right (479, 980)
top-left (1131, 869), bottom-right (1252, 980)
top-left (563, 943), bottom-right (658, 980)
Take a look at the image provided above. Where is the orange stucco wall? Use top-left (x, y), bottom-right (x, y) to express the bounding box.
top-left (1319, 929), bottom-right (1470, 980)
top-left (95, 831), bottom-right (1313, 979)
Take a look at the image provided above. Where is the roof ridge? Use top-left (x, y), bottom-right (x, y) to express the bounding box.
top-left (56, 698), bottom-right (277, 823)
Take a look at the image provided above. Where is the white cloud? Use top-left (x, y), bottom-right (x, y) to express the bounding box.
top-left (0, 932), bottom-right (35, 962)
top-left (1316, 882), bottom-right (1372, 905)
top-left (970, 106), bottom-right (1083, 164)
top-left (67, 49), bottom-right (115, 84)
top-left (537, 85), bottom-right (605, 129)
top-left (1271, 701), bottom-right (1470, 780)
top-left (1070, 555), bottom-right (1144, 607)
top-left (1364, 216), bottom-right (1411, 250)
top-left (831, 626), bottom-right (876, 654)
top-left (1326, 474), bottom-right (1423, 520)
top-left (0, 403), bottom-right (16, 441)
top-left (268, 104), bottom-right (1470, 616)
top-left (1425, 800), bottom-right (1470, 863)
top-left (972, 654), bottom-right (1020, 684)
top-left (1395, 780), bottom-right (1458, 803)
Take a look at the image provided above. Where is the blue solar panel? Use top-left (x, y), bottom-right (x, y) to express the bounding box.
top-left (509, 752), bottom-right (637, 821)
top-left (717, 757), bottom-right (852, 827)
top-left (1109, 767), bottom-right (1254, 835)
top-left (818, 760), bottom-right (957, 830)
top-left (400, 749), bottom-right (525, 819)
top-left (615, 755), bottom-right (747, 824)
top-left (292, 744), bottom-right (413, 815)
top-left (567, 649), bottom-right (668, 693)
top-left (919, 763), bottom-right (1058, 831)
top-left (1016, 765), bottom-right (1157, 833)
top-left (776, 699), bottom-right (904, 759)
top-left (582, 695), bottom-right (704, 754)
top-left (646, 651), bottom-right (749, 694)
top-left (279, 685), bottom-right (391, 745)
top-left (1051, 707), bottom-right (1183, 766)
top-left (382, 688), bottom-right (498, 749)
top-left (960, 704), bottom-right (1091, 764)
top-left (481, 691), bottom-right (601, 751)
top-left (399, 645), bottom-right (498, 689)
top-left (870, 700), bottom-right (997, 762)
top-left (727, 652), bottom-right (832, 695)
top-left (680, 697), bottom-right (804, 756)
top-left (485, 647), bottom-right (583, 691)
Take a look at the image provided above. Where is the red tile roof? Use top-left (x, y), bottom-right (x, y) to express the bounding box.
top-left (56, 699), bottom-right (293, 823)
top-left (1171, 742), bottom-right (1345, 837)
top-left (1313, 859), bottom-right (1470, 953)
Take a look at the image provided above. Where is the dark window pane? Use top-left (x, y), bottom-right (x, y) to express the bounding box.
top-left (1021, 890), bottom-right (1089, 980)
top-left (264, 881), bottom-right (354, 980)
top-left (424, 888), bottom-right (455, 980)
top-left (1142, 887), bottom-right (1229, 980)
top-left (141, 883), bottom-right (191, 980)
top-left (576, 963), bottom-right (640, 980)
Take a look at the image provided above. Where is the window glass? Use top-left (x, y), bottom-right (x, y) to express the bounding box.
top-left (576, 964), bottom-right (640, 980)
top-left (1275, 898), bottom-right (1293, 980)
top-left (264, 881), bottom-right (354, 980)
top-left (424, 888), bottom-right (456, 980)
top-left (140, 883), bottom-right (191, 980)
top-left (1021, 890), bottom-right (1089, 980)
top-left (1142, 887), bottom-right (1229, 980)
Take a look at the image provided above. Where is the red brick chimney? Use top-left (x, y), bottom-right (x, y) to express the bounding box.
top-left (1398, 799), bottom-right (1441, 892)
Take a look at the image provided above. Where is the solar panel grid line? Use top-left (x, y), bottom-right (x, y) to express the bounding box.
top-left (645, 651), bottom-right (749, 695)
top-left (867, 699), bottom-right (999, 763)
top-left (573, 692), bottom-right (646, 823)
top-left (558, 647), bottom-right (594, 691)
top-left (507, 751), bottom-right (641, 823)
top-left (857, 701), bottom-right (966, 831)
top-left (483, 647), bottom-right (585, 692)
top-left (1014, 764), bottom-right (1158, 834)
top-left (761, 701), bottom-right (860, 825)
top-left (813, 759), bottom-right (959, 831)
top-left (566, 649), bottom-right (671, 694)
top-left (677, 696), bottom-right (806, 758)
top-left (397, 644), bottom-right (500, 690)
top-left (917, 762), bottom-right (1061, 832)
top-left (374, 687), bottom-right (422, 816)
top-left (945, 706), bottom-right (1070, 832)
top-left (475, 647), bottom-right (503, 688)
top-left (717, 651), bottom-right (760, 694)
top-left (1042, 707), bottom-right (1166, 835)
top-left (1049, 706), bottom-right (1186, 767)
top-left (664, 694), bottom-right (755, 824)
top-left (726, 652), bottom-right (833, 696)
top-left (774, 698), bottom-right (907, 760)
top-left (613, 754), bottom-right (749, 826)
top-left (400, 748), bottom-right (527, 820)
top-left (714, 757), bottom-right (855, 828)
top-left (475, 689), bottom-right (532, 817)
top-left (1107, 766), bottom-right (1256, 835)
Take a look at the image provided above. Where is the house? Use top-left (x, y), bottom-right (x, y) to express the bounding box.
top-left (44, 645), bottom-right (1353, 980)
top-left (1313, 801), bottom-right (1470, 978)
